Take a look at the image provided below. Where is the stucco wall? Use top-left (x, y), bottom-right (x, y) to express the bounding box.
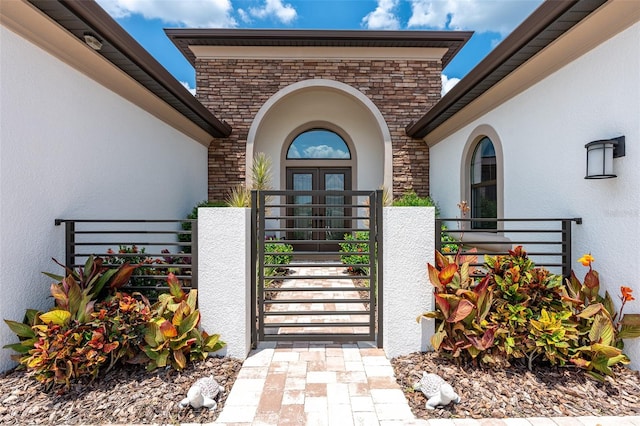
top-left (429, 22), bottom-right (640, 368)
top-left (0, 27), bottom-right (209, 371)
top-left (383, 207), bottom-right (435, 358)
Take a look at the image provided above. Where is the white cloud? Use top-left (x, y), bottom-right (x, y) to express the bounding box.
top-left (249, 0), bottom-right (297, 24)
top-left (237, 8), bottom-right (251, 23)
top-left (407, 0), bottom-right (542, 35)
top-left (96, 0), bottom-right (237, 28)
top-left (362, 0), bottom-right (400, 30)
top-left (288, 144), bottom-right (350, 159)
top-left (180, 81), bottom-right (196, 96)
top-left (288, 145), bottom-right (301, 158)
top-left (441, 74), bottom-right (459, 96)
top-left (304, 145), bottom-right (350, 159)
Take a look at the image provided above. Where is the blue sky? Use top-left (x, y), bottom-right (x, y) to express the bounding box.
top-left (95, 0), bottom-right (543, 94)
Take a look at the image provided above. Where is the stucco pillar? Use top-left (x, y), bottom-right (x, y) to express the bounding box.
top-left (198, 208), bottom-right (251, 359)
top-left (382, 207), bottom-right (435, 358)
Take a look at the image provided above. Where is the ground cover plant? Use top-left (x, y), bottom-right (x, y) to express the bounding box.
top-left (264, 239), bottom-right (293, 282)
top-left (420, 247), bottom-right (640, 380)
top-left (339, 231), bottom-right (371, 275)
top-left (104, 245), bottom-right (193, 300)
top-left (4, 257), bottom-right (225, 392)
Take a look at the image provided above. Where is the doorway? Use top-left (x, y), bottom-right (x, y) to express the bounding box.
top-left (286, 167), bottom-right (352, 251)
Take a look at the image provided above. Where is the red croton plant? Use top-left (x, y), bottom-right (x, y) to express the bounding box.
top-left (4, 257), bottom-right (224, 391)
top-left (421, 247), bottom-right (640, 380)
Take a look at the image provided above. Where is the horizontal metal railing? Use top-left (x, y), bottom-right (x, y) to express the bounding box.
top-left (252, 189), bottom-right (383, 346)
top-left (436, 217), bottom-right (582, 278)
top-left (54, 219), bottom-right (197, 298)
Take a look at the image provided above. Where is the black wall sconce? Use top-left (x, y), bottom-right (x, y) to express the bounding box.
top-left (585, 136), bottom-right (625, 179)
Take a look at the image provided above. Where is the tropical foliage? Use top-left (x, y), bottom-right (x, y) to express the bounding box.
top-left (420, 247), bottom-right (640, 380)
top-left (264, 240), bottom-right (293, 282)
top-left (4, 258), bottom-right (225, 391)
top-left (339, 231), bottom-right (371, 275)
top-left (226, 152), bottom-right (272, 207)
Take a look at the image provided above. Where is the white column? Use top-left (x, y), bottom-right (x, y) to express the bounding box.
top-left (198, 207), bottom-right (252, 359)
top-left (382, 206), bottom-right (435, 358)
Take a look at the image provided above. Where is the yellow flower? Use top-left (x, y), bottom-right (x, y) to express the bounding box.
top-left (577, 254), bottom-right (594, 267)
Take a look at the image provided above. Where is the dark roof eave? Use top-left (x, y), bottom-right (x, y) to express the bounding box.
top-left (406, 0), bottom-right (606, 139)
top-left (165, 28), bottom-right (473, 68)
top-left (28, 0), bottom-right (232, 139)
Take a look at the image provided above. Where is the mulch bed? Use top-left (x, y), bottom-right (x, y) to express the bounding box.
top-left (0, 357), bottom-right (242, 425)
top-left (391, 351), bottom-right (640, 419)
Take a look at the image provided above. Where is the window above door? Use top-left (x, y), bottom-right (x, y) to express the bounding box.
top-left (286, 129), bottom-right (351, 160)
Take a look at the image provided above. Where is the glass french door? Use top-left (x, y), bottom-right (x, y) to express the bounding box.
top-left (286, 168), bottom-right (352, 251)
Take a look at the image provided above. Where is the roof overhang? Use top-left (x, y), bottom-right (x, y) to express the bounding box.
top-left (1, 0), bottom-right (231, 143)
top-left (406, 0), bottom-right (638, 143)
top-left (166, 29), bottom-right (472, 67)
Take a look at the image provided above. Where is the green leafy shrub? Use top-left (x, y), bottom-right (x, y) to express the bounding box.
top-left (104, 245), bottom-right (194, 300)
top-left (440, 224), bottom-right (460, 254)
top-left (44, 256), bottom-right (139, 323)
top-left (420, 247), bottom-right (640, 379)
top-left (561, 255), bottom-right (640, 380)
top-left (392, 190), bottom-right (439, 212)
top-left (91, 292), bottom-right (153, 370)
top-left (339, 231), bottom-right (371, 275)
top-left (483, 246), bottom-right (569, 367)
top-left (264, 240), bottom-right (293, 280)
top-left (3, 257), bottom-right (141, 390)
top-left (12, 292), bottom-right (152, 390)
top-left (142, 273), bottom-right (224, 371)
top-left (4, 260), bottom-right (225, 390)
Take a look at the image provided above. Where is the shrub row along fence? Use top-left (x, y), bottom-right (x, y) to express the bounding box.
top-left (436, 217), bottom-right (583, 278)
top-left (54, 219), bottom-right (196, 299)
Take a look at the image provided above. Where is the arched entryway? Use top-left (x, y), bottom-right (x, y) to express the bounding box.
top-left (246, 79), bottom-right (392, 193)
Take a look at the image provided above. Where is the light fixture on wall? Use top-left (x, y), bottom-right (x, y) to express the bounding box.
top-left (585, 136), bottom-right (625, 179)
top-left (83, 32), bottom-right (103, 51)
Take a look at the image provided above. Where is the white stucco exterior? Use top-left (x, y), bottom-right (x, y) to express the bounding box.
top-left (0, 26), bottom-right (208, 371)
top-left (198, 208), bottom-right (252, 359)
top-left (383, 207), bottom-right (435, 358)
top-left (429, 21), bottom-right (640, 368)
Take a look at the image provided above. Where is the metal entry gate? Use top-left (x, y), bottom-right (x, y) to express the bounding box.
top-left (251, 189), bottom-right (383, 347)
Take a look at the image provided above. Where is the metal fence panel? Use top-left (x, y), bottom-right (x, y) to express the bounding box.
top-left (251, 190), bottom-right (383, 347)
top-left (435, 217), bottom-right (582, 277)
top-left (55, 219), bottom-right (196, 299)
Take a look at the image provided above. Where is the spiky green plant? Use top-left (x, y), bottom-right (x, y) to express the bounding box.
top-left (225, 152), bottom-right (273, 207)
top-left (225, 184), bottom-right (251, 207)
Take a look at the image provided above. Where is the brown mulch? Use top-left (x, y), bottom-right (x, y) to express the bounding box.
top-left (391, 351), bottom-right (640, 420)
top-left (0, 357), bottom-right (242, 425)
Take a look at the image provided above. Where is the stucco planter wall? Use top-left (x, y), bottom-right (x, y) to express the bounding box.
top-left (382, 206), bottom-right (435, 358)
top-left (198, 207), bottom-right (251, 359)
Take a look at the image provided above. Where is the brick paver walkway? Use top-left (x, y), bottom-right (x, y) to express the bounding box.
top-left (212, 263), bottom-right (640, 426)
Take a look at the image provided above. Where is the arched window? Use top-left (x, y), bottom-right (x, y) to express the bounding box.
top-left (286, 129), bottom-right (351, 159)
top-left (470, 137), bottom-right (497, 229)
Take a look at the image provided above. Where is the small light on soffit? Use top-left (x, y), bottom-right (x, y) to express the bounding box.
top-left (585, 136), bottom-right (625, 179)
top-left (83, 32), bottom-right (103, 51)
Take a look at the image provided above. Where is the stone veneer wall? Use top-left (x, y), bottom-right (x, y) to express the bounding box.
top-left (196, 58), bottom-right (441, 202)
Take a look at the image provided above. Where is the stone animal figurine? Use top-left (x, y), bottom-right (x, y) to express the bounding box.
top-left (413, 372), bottom-right (461, 410)
top-left (179, 376), bottom-right (225, 410)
